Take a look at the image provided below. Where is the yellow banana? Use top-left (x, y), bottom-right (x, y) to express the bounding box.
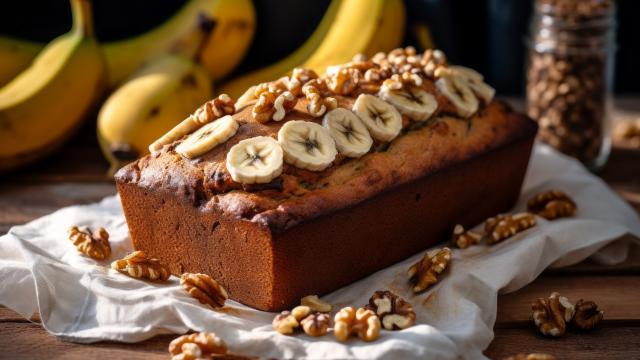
top-left (0, 0), bottom-right (106, 172)
top-left (217, 0), bottom-right (342, 98)
top-left (0, 0), bottom-right (255, 88)
top-left (0, 37), bottom-right (42, 87)
top-left (302, 0), bottom-right (405, 74)
top-left (97, 54), bottom-right (212, 175)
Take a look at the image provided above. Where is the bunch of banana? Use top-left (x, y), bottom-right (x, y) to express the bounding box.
top-left (219, 0), bottom-right (405, 98)
top-left (0, 0), bottom-right (106, 172)
top-left (97, 54), bottom-right (212, 175)
top-left (0, 0), bottom-right (255, 88)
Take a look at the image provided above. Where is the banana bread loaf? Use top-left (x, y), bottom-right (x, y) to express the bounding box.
top-left (115, 48), bottom-right (537, 311)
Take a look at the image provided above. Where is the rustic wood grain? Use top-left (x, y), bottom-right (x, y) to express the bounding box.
top-left (485, 326), bottom-right (640, 360)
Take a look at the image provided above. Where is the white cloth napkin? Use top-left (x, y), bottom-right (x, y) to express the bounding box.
top-left (1, 143), bottom-right (639, 360)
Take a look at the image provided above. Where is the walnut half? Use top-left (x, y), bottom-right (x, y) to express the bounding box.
top-left (181, 273), bottom-right (228, 309)
top-left (527, 190), bottom-right (577, 220)
top-left (531, 292), bottom-right (575, 337)
top-left (407, 247), bottom-right (452, 293)
top-left (451, 224), bottom-right (482, 249)
top-left (300, 294), bottom-right (332, 313)
top-left (68, 226), bottom-right (111, 260)
top-left (110, 251), bottom-right (171, 282)
top-left (365, 290), bottom-right (416, 330)
top-left (334, 307), bottom-right (381, 342)
top-left (300, 312), bottom-right (330, 337)
top-left (168, 332), bottom-right (227, 360)
top-left (272, 305), bottom-right (311, 335)
top-left (485, 212), bottom-right (537, 244)
top-left (572, 299), bottom-right (604, 330)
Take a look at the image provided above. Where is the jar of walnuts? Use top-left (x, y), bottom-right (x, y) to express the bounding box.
top-left (526, 0), bottom-right (616, 170)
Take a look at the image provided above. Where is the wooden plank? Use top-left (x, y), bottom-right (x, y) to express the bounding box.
top-left (496, 276), bottom-right (640, 326)
top-left (0, 182), bottom-right (116, 234)
top-left (545, 240), bottom-right (640, 275)
top-left (485, 326), bottom-right (640, 360)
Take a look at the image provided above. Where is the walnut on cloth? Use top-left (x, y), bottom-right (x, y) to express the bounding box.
top-left (181, 273), bottom-right (228, 309)
top-left (334, 306), bottom-right (381, 342)
top-left (365, 290), bottom-right (416, 330)
top-left (527, 190), bottom-right (577, 220)
top-left (272, 305), bottom-right (311, 335)
top-left (407, 247), bottom-right (452, 293)
top-left (485, 212), bottom-right (537, 244)
top-left (110, 250), bottom-right (170, 282)
top-left (67, 225), bottom-right (111, 260)
top-left (168, 332), bottom-right (227, 360)
top-left (450, 224), bottom-right (482, 249)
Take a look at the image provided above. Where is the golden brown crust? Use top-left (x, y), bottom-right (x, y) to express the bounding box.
top-left (116, 94), bottom-right (535, 231)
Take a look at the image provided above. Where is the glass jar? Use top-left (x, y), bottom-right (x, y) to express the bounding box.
top-left (526, 0), bottom-right (616, 170)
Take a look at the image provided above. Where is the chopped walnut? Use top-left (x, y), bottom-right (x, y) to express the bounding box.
top-left (193, 94), bottom-right (236, 125)
top-left (110, 251), bottom-right (171, 282)
top-left (252, 91), bottom-right (276, 123)
top-left (572, 299), bottom-right (603, 330)
top-left (272, 305), bottom-right (311, 335)
top-left (531, 292), bottom-right (575, 337)
top-left (300, 312), bottom-right (330, 337)
top-left (485, 213), bottom-right (537, 244)
top-left (365, 290), bottom-right (416, 330)
top-left (68, 226), bottom-right (111, 260)
top-left (527, 190), bottom-right (577, 220)
top-left (407, 247), bottom-right (452, 293)
top-left (334, 306), bottom-right (381, 342)
top-left (503, 354), bottom-right (556, 360)
top-left (287, 68), bottom-right (318, 96)
top-left (252, 88), bottom-right (296, 123)
top-left (272, 91), bottom-right (297, 121)
top-left (451, 224), bottom-right (482, 249)
top-left (421, 49), bottom-right (448, 78)
top-left (302, 83), bottom-right (337, 117)
top-left (300, 294), bottom-right (332, 313)
top-left (327, 67), bottom-right (361, 95)
top-left (181, 273), bottom-right (228, 309)
top-left (169, 332), bottom-right (227, 360)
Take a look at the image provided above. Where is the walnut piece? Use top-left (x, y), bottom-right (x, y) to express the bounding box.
top-left (531, 292), bottom-right (575, 337)
top-left (334, 306), bottom-right (381, 342)
top-left (485, 212), bottom-right (537, 244)
top-left (302, 83), bottom-right (337, 117)
top-left (193, 94), bottom-right (236, 125)
top-left (451, 224), bottom-right (482, 249)
top-left (503, 354), bottom-right (556, 360)
top-left (252, 89), bottom-right (297, 123)
top-left (327, 67), bottom-right (360, 95)
top-left (527, 190), bottom-right (577, 220)
top-left (181, 273), bottom-right (228, 309)
top-left (110, 251), bottom-right (171, 282)
top-left (572, 299), bottom-right (603, 330)
top-left (300, 312), bottom-right (330, 337)
top-left (68, 226), bottom-right (111, 260)
top-left (365, 290), bottom-right (416, 330)
top-left (272, 91), bottom-right (297, 121)
top-left (272, 305), bottom-right (311, 335)
top-left (407, 247), bottom-right (452, 293)
top-left (300, 294), bottom-right (332, 313)
top-left (287, 67), bottom-right (319, 96)
top-left (169, 332), bottom-right (227, 360)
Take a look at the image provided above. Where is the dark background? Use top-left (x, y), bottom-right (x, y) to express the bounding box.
top-left (1, 0), bottom-right (637, 95)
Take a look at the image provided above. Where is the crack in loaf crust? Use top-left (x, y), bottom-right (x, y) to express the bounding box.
top-left (115, 96), bottom-right (537, 310)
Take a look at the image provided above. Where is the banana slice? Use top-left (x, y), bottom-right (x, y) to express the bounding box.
top-left (175, 115), bottom-right (239, 159)
top-left (322, 108), bottom-right (373, 157)
top-left (278, 120), bottom-right (337, 171)
top-left (226, 136), bottom-right (283, 184)
top-left (448, 65), bottom-right (495, 103)
top-left (148, 115), bottom-right (200, 153)
top-left (352, 94), bottom-right (402, 142)
top-left (378, 85), bottom-right (438, 122)
top-left (235, 85), bottom-right (258, 109)
top-left (435, 73), bottom-right (479, 118)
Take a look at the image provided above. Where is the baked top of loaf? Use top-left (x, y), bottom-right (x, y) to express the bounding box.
top-left (115, 49), bottom-right (537, 232)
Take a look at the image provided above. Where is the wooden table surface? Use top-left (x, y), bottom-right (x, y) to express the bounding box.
top-left (1, 99), bottom-right (639, 360)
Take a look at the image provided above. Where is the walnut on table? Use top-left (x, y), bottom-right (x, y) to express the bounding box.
top-left (365, 290), bottom-right (416, 330)
top-left (407, 247), bottom-right (452, 293)
top-left (572, 299), bottom-right (604, 330)
top-left (333, 306), bottom-right (381, 342)
top-left (68, 225), bottom-right (111, 260)
top-left (181, 273), bottom-right (228, 309)
top-left (168, 332), bottom-right (227, 360)
top-left (527, 190), bottom-right (577, 220)
top-left (485, 213), bottom-right (537, 244)
top-left (531, 292), bottom-right (575, 337)
top-left (110, 250), bottom-right (171, 282)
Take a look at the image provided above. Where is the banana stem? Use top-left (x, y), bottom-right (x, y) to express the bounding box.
top-left (70, 0), bottom-right (95, 37)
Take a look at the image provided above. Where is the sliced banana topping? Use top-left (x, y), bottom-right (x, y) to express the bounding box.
top-left (226, 136), bottom-right (283, 184)
top-left (447, 65), bottom-right (495, 103)
top-left (322, 108), bottom-right (373, 157)
top-left (175, 115), bottom-right (239, 159)
top-left (235, 85), bottom-right (258, 109)
top-left (435, 71), bottom-right (479, 118)
top-left (148, 115), bottom-right (200, 153)
top-left (378, 85), bottom-right (438, 122)
top-left (352, 94), bottom-right (402, 142)
top-left (278, 120), bottom-right (337, 171)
